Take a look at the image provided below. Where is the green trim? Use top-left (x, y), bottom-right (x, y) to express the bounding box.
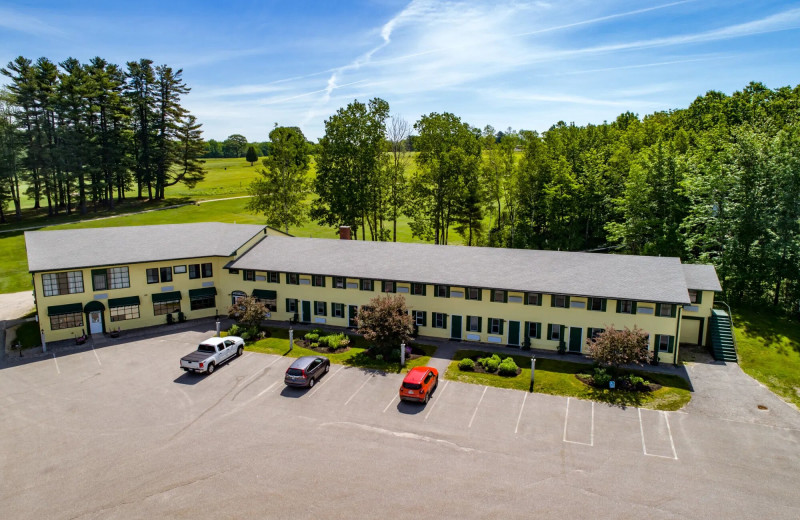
top-left (108, 296), bottom-right (140, 308)
top-left (47, 303), bottom-right (83, 316)
top-left (83, 300), bottom-right (106, 312)
top-left (189, 287), bottom-right (217, 300)
top-left (152, 291), bottom-right (182, 303)
top-left (252, 289), bottom-right (277, 300)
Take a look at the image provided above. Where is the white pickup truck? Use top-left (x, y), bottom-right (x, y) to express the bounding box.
top-left (180, 336), bottom-right (244, 374)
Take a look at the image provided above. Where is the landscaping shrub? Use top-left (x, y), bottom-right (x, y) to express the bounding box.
top-left (318, 333), bottom-right (348, 351)
top-left (481, 354), bottom-right (501, 372)
top-left (247, 326), bottom-right (260, 338)
top-left (375, 354), bottom-right (383, 361)
top-left (304, 332), bottom-right (320, 342)
top-left (593, 367), bottom-right (612, 387)
top-left (228, 324), bottom-right (241, 336)
top-left (389, 348), bottom-right (401, 362)
top-left (310, 342), bottom-right (319, 348)
top-left (459, 358), bottom-right (475, 371)
top-left (241, 331), bottom-right (251, 341)
top-left (497, 357), bottom-right (519, 376)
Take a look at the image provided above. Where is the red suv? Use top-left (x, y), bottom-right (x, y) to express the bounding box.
top-left (399, 366), bottom-right (438, 403)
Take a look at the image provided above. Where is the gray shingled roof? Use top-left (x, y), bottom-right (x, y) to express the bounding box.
top-left (682, 264), bottom-right (723, 291)
top-left (231, 236), bottom-right (696, 303)
top-left (26, 223), bottom-right (266, 272)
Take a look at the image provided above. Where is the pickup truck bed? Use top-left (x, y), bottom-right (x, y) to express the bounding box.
top-left (181, 351), bottom-right (214, 364)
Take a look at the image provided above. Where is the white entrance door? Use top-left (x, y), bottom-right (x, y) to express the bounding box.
top-left (89, 311), bottom-right (103, 334)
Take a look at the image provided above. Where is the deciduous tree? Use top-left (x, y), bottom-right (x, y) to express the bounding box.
top-left (356, 294), bottom-right (414, 357)
top-left (586, 326), bottom-right (651, 370)
top-left (248, 126), bottom-right (310, 234)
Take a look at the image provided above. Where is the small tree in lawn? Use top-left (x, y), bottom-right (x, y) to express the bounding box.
top-left (586, 325), bottom-right (650, 373)
top-left (245, 145), bottom-right (258, 166)
top-left (356, 294), bottom-right (414, 357)
top-left (227, 296), bottom-right (267, 332)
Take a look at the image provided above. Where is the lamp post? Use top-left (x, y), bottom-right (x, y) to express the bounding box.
top-left (529, 353), bottom-right (536, 392)
top-left (289, 327), bottom-right (294, 352)
top-left (400, 342), bottom-right (406, 367)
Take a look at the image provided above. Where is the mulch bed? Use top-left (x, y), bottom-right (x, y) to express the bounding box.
top-left (575, 374), bottom-right (661, 392)
top-left (298, 339), bottom-right (351, 355)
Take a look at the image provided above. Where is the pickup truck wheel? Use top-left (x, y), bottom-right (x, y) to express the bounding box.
top-left (207, 363), bottom-right (215, 374)
top-left (308, 378), bottom-right (315, 388)
top-left (237, 346), bottom-right (243, 357)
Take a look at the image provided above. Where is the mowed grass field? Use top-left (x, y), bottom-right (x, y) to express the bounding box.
top-left (0, 156), bottom-right (447, 294)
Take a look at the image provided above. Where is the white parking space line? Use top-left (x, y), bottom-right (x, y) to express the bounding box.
top-left (563, 398), bottom-right (594, 446)
top-left (90, 345), bottom-right (102, 366)
top-left (424, 380), bottom-right (449, 421)
top-left (308, 365), bottom-right (344, 397)
top-left (638, 408), bottom-right (647, 455)
top-left (468, 386), bottom-right (488, 428)
top-left (383, 394), bottom-right (398, 413)
top-left (515, 392), bottom-right (528, 434)
top-left (52, 353), bottom-right (60, 375)
top-left (639, 408), bottom-right (678, 459)
top-left (663, 411), bottom-right (678, 460)
top-left (256, 381), bottom-right (279, 398)
top-left (345, 374), bottom-right (373, 406)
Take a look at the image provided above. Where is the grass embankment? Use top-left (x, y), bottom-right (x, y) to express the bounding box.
top-left (445, 350), bottom-right (691, 411)
top-left (243, 327), bottom-right (436, 374)
top-left (734, 307), bottom-right (800, 408)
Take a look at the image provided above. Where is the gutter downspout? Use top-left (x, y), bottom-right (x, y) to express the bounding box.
top-left (674, 305), bottom-right (682, 365)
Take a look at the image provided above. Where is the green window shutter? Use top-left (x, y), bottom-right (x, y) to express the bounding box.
top-left (668, 336), bottom-right (675, 353)
top-left (499, 319), bottom-right (504, 335)
top-left (382, 281), bottom-right (387, 292)
top-left (601, 298), bottom-right (607, 311)
top-left (323, 302), bottom-right (327, 316)
top-left (616, 300), bottom-right (621, 313)
top-left (422, 311), bottom-right (427, 326)
top-left (446, 286), bottom-right (451, 298)
top-left (655, 303), bottom-right (662, 316)
top-left (504, 291), bottom-right (508, 303)
top-left (423, 284), bottom-right (427, 296)
top-left (550, 294), bottom-right (556, 307)
top-left (443, 314), bottom-right (448, 328)
top-left (537, 294), bottom-right (543, 306)
top-left (477, 289), bottom-right (483, 301)
top-left (477, 317), bottom-right (482, 332)
top-left (696, 291), bottom-right (703, 304)
top-left (466, 316), bottom-right (472, 331)
top-left (285, 273), bottom-right (290, 284)
top-left (524, 321), bottom-right (531, 340)
top-left (671, 304), bottom-right (677, 317)
top-left (632, 301), bottom-right (638, 314)
top-left (559, 324), bottom-right (565, 337)
top-left (564, 296), bottom-right (570, 307)
top-left (547, 323), bottom-right (553, 338)
top-left (535, 322), bottom-right (541, 339)
top-left (285, 298), bottom-right (291, 312)
top-left (524, 294), bottom-right (530, 305)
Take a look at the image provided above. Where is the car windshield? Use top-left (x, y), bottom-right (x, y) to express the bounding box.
top-left (198, 344), bottom-right (217, 353)
top-left (402, 382), bottom-right (421, 390)
top-left (287, 368), bottom-right (304, 376)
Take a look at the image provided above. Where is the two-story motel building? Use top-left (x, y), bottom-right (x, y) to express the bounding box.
top-left (25, 223), bottom-right (722, 363)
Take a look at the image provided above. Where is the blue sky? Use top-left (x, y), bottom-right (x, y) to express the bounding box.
top-left (1, 0), bottom-right (799, 141)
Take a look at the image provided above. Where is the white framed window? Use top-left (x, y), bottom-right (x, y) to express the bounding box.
top-left (332, 303), bottom-right (344, 318)
top-left (433, 313), bottom-right (445, 328)
top-left (549, 325), bottom-right (561, 341)
top-left (42, 271), bottom-right (84, 296)
top-left (489, 318), bottom-right (501, 334)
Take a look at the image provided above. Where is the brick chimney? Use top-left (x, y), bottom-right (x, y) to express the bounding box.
top-left (339, 226), bottom-right (351, 240)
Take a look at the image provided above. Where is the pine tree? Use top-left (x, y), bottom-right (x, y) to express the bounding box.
top-left (245, 145), bottom-right (258, 166)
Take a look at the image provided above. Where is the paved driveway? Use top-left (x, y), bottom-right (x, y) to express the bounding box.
top-left (1, 326), bottom-right (799, 519)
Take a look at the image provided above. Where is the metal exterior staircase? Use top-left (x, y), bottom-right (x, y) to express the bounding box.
top-left (710, 309), bottom-right (738, 362)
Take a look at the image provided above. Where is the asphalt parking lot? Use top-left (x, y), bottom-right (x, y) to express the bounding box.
top-left (2, 325), bottom-right (800, 519)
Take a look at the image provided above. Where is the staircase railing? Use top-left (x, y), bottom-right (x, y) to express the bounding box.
top-left (713, 300), bottom-right (739, 361)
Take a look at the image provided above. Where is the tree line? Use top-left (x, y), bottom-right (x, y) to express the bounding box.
top-left (0, 55), bottom-right (206, 219)
top-left (250, 82), bottom-right (800, 312)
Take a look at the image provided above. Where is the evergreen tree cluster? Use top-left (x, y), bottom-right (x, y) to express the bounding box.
top-left (0, 55), bottom-right (205, 219)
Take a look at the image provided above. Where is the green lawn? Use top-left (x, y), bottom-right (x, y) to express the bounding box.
top-left (734, 307), bottom-right (800, 408)
top-left (444, 350), bottom-right (691, 411)
top-left (242, 327), bottom-right (436, 374)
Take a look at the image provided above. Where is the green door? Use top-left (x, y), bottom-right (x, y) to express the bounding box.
top-left (451, 315), bottom-right (462, 340)
top-left (508, 321), bottom-right (520, 346)
top-left (301, 300), bottom-right (311, 323)
top-left (569, 326), bottom-right (582, 352)
top-left (348, 305), bottom-right (358, 328)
